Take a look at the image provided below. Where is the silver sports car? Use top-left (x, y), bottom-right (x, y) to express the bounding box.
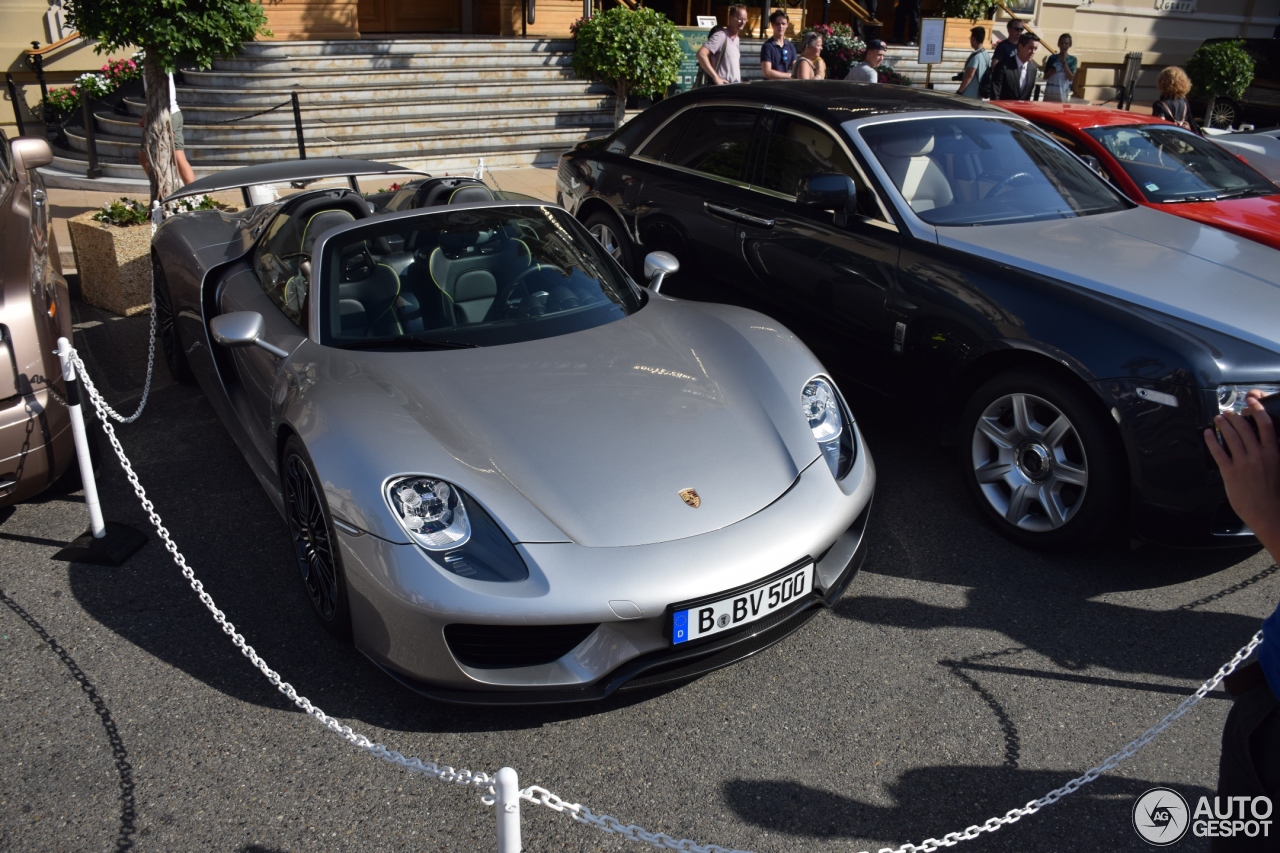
top-left (152, 160), bottom-right (875, 703)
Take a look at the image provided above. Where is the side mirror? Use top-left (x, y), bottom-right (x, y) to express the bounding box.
top-left (1080, 155), bottom-right (1105, 177)
top-left (797, 173), bottom-right (858, 215)
top-left (643, 251), bottom-right (679, 293)
top-left (10, 137), bottom-right (53, 183)
top-left (210, 311), bottom-right (290, 358)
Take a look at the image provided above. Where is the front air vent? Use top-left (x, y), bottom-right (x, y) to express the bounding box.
top-left (444, 623), bottom-right (598, 669)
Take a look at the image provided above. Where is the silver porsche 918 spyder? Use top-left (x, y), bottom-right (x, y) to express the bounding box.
top-left (152, 159), bottom-right (875, 703)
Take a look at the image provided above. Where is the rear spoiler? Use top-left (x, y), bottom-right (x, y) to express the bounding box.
top-left (161, 158), bottom-right (430, 207)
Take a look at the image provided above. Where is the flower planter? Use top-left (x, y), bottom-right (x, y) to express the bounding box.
top-left (66, 212), bottom-right (152, 317)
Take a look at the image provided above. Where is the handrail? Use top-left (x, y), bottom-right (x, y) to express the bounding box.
top-left (831, 0), bottom-right (881, 26)
top-left (992, 3), bottom-right (1038, 39)
top-left (23, 31), bottom-right (82, 57)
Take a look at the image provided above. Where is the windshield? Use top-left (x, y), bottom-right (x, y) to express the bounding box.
top-left (856, 117), bottom-right (1129, 226)
top-left (1085, 124), bottom-right (1279, 203)
top-left (318, 206), bottom-right (643, 348)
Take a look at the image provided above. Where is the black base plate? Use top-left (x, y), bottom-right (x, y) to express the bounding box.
top-left (52, 522), bottom-right (148, 566)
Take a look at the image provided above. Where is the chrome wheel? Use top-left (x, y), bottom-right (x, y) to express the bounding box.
top-left (284, 452), bottom-right (340, 622)
top-left (970, 392), bottom-right (1088, 533)
top-left (1210, 100), bottom-right (1237, 129)
top-left (589, 221), bottom-right (622, 261)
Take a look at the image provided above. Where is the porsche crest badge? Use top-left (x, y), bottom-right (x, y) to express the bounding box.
top-left (678, 488), bottom-right (701, 508)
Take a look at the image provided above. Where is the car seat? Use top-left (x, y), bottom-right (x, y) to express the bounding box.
top-left (875, 131), bottom-right (955, 212)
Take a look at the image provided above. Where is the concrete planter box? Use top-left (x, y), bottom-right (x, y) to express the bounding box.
top-left (66, 212), bottom-right (152, 317)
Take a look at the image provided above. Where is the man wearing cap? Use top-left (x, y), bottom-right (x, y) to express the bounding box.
top-left (990, 32), bottom-right (1040, 100)
top-left (991, 19), bottom-right (1025, 68)
top-left (845, 39), bottom-right (887, 83)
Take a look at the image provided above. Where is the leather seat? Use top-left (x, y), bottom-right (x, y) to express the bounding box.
top-left (875, 132), bottom-right (955, 213)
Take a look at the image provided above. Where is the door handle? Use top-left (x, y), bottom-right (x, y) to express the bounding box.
top-left (704, 202), bottom-right (775, 229)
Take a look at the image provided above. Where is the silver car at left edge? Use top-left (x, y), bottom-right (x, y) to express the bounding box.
top-left (150, 159), bottom-right (875, 703)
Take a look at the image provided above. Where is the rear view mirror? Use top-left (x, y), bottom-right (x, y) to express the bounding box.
top-left (643, 251), bottom-right (679, 293)
top-left (210, 311), bottom-right (290, 358)
top-left (797, 173), bottom-right (858, 214)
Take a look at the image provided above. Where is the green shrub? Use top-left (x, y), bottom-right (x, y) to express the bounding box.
top-left (1187, 40), bottom-right (1254, 101)
top-left (571, 7), bottom-right (683, 128)
top-left (92, 197), bottom-right (151, 227)
top-left (939, 0), bottom-right (992, 20)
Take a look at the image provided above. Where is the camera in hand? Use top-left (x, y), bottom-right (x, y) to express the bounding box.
top-left (1214, 391), bottom-right (1280, 444)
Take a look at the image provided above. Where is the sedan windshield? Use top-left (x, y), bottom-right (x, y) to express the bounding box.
top-left (856, 117), bottom-right (1129, 226)
top-left (317, 206), bottom-right (643, 348)
top-left (1084, 124), bottom-right (1279, 203)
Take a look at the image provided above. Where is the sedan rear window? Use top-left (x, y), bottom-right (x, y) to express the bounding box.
top-left (1085, 124), bottom-right (1279, 203)
top-left (317, 206), bottom-right (643, 349)
top-left (857, 117), bottom-right (1129, 226)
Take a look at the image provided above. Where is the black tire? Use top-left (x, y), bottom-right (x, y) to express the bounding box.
top-left (281, 435), bottom-right (351, 639)
top-left (1210, 99), bottom-right (1238, 130)
top-left (958, 370), bottom-right (1126, 551)
top-left (583, 209), bottom-right (637, 278)
top-left (153, 259), bottom-right (194, 384)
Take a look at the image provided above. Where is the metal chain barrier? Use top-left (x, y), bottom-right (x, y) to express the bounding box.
top-left (64, 341), bottom-right (1268, 853)
top-left (69, 346), bottom-right (496, 795)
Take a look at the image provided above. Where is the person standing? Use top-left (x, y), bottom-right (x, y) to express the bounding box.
top-left (794, 32), bottom-right (827, 80)
top-left (697, 5), bottom-right (748, 86)
top-left (990, 32), bottom-right (1040, 100)
top-left (845, 38), bottom-right (887, 83)
top-left (1152, 66), bottom-right (1194, 128)
top-left (1042, 33), bottom-right (1077, 102)
top-left (957, 26), bottom-right (989, 98)
top-left (1203, 394), bottom-right (1280, 853)
top-left (892, 0), bottom-right (920, 46)
top-left (760, 9), bottom-right (797, 80)
top-left (991, 18), bottom-right (1025, 69)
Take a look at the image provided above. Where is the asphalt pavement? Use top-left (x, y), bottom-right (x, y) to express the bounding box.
top-left (1, 280), bottom-right (1276, 852)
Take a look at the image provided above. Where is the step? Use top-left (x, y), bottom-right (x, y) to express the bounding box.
top-left (234, 37), bottom-right (575, 57)
top-left (93, 106), bottom-right (614, 143)
top-left (180, 64), bottom-right (580, 89)
top-left (131, 79), bottom-right (611, 110)
top-left (209, 49), bottom-right (574, 72)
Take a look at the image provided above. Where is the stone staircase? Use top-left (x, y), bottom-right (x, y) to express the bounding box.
top-left (44, 39), bottom-right (970, 186)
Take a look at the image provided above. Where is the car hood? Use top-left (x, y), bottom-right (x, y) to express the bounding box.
top-left (1146, 194), bottom-right (1280, 252)
top-left (936, 206), bottom-right (1280, 355)
top-left (302, 299), bottom-right (822, 548)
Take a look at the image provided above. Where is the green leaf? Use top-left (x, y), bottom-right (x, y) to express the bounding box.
top-left (1186, 40), bottom-right (1255, 101)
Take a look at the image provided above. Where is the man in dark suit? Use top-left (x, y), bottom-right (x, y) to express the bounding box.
top-left (991, 32), bottom-right (1041, 100)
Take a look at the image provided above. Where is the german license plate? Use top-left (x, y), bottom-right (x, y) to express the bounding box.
top-left (672, 563), bottom-right (814, 644)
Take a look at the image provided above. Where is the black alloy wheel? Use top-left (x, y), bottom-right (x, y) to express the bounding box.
top-left (958, 370), bottom-right (1126, 551)
top-left (152, 259), bottom-right (193, 384)
top-left (281, 436), bottom-right (351, 638)
top-left (583, 210), bottom-right (637, 278)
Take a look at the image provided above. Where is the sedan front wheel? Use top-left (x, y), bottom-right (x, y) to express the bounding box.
top-left (959, 371), bottom-right (1125, 550)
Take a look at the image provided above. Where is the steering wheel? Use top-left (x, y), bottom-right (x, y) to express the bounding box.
top-left (983, 171), bottom-right (1034, 199)
top-left (497, 263), bottom-right (569, 318)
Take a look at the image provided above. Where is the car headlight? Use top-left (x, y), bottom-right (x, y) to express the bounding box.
top-left (1217, 384), bottom-right (1280, 414)
top-left (802, 377), bottom-right (856, 480)
top-left (387, 476), bottom-right (471, 550)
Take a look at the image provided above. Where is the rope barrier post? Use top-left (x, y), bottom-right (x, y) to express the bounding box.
top-left (495, 767), bottom-right (521, 853)
top-left (290, 91), bottom-right (306, 160)
top-left (51, 337), bottom-right (147, 566)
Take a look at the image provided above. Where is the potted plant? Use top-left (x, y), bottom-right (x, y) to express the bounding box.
top-left (69, 196), bottom-right (230, 316)
top-left (571, 7), bottom-right (684, 129)
top-left (1187, 40), bottom-right (1255, 129)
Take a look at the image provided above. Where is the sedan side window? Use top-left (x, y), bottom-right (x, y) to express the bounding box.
top-left (664, 107), bottom-right (759, 182)
top-left (757, 114), bottom-right (885, 221)
top-left (253, 213), bottom-right (308, 331)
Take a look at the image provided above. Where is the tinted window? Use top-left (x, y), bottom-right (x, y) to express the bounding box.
top-left (318, 207), bottom-right (643, 348)
top-left (665, 107), bottom-right (758, 181)
top-left (638, 110), bottom-right (693, 161)
top-left (1085, 124), bottom-right (1278, 203)
top-left (858, 117), bottom-right (1129, 226)
top-left (758, 114), bottom-right (857, 197)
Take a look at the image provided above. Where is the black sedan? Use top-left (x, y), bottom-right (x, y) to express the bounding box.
top-left (557, 81), bottom-right (1280, 550)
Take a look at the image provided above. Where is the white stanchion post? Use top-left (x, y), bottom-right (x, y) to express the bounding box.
top-left (56, 336), bottom-right (105, 539)
top-left (495, 767), bottom-right (521, 853)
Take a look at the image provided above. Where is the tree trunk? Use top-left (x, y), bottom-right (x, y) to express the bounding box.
top-left (141, 58), bottom-right (180, 205)
top-left (613, 79), bottom-right (629, 129)
top-left (1204, 95), bottom-right (1215, 129)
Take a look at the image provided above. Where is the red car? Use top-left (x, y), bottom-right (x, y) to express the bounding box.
top-left (997, 101), bottom-right (1280, 251)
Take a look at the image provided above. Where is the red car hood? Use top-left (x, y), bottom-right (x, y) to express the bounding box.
top-left (1150, 193), bottom-right (1280, 251)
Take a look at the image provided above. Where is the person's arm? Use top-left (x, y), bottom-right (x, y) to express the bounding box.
top-left (959, 55), bottom-right (978, 91)
top-left (761, 60), bottom-right (791, 80)
top-left (696, 44), bottom-right (724, 85)
top-left (1205, 392), bottom-right (1280, 559)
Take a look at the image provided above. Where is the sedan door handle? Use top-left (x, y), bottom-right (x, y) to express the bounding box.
top-left (704, 202), bottom-right (775, 229)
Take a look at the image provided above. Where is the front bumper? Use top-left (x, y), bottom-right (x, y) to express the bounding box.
top-left (338, 426), bottom-right (875, 702)
top-left (0, 387), bottom-right (73, 507)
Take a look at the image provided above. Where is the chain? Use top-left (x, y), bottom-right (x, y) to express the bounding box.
top-left (519, 631), bottom-right (1264, 853)
top-left (70, 348), bottom-right (495, 793)
top-left (63, 344), bottom-right (1272, 853)
top-left (73, 279), bottom-right (156, 424)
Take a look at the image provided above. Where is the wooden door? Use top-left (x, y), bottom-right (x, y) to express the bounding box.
top-left (359, 0), bottom-right (461, 32)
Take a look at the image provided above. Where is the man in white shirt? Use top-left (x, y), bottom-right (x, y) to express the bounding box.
top-left (845, 39), bottom-right (887, 83)
top-left (697, 5), bottom-right (749, 85)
